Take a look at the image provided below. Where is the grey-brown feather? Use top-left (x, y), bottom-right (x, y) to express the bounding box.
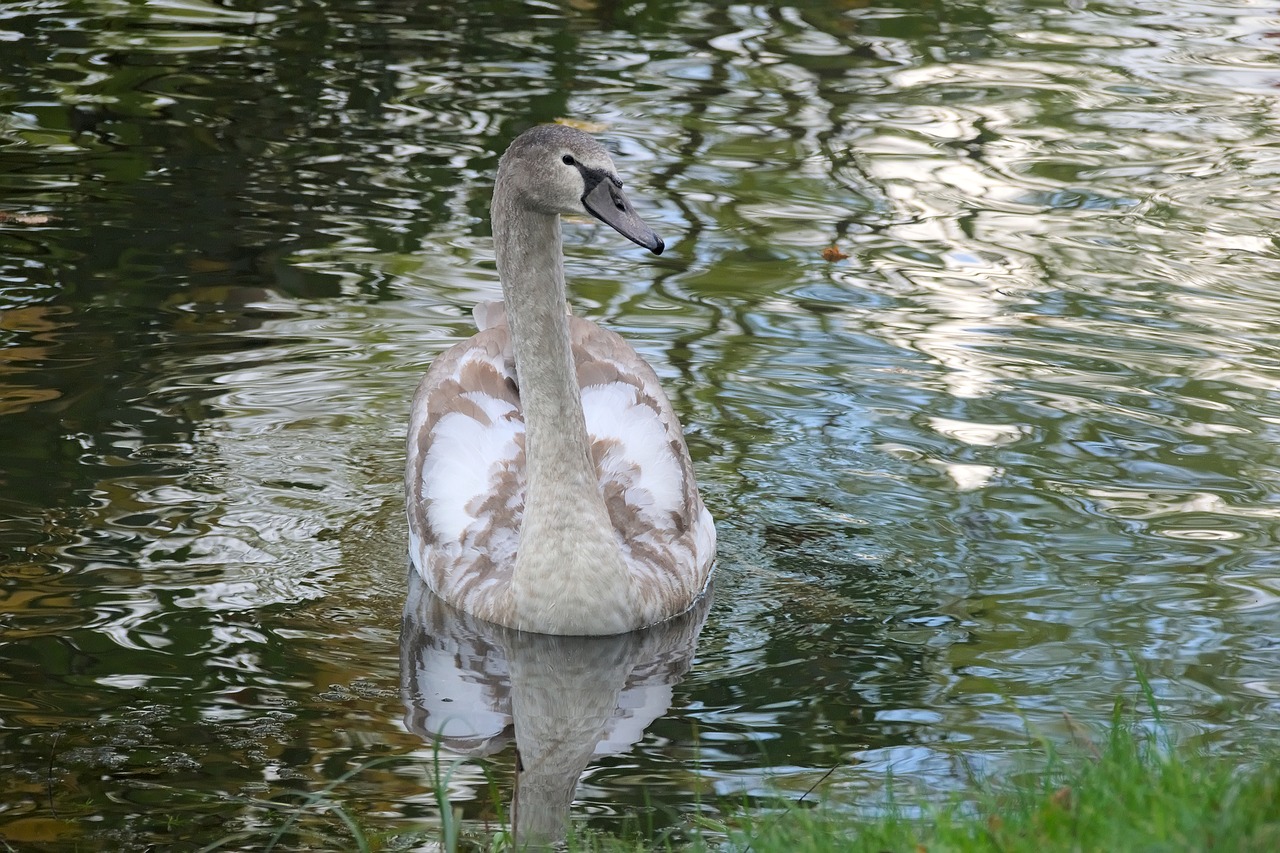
top-left (406, 314), bottom-right (710, 625)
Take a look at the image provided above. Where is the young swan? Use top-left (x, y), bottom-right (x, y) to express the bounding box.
top-left (405, 125), bottom-right (715, 635)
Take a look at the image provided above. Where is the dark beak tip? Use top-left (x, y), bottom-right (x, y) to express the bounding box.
top-left (651, 236), bottom-right (665, 256)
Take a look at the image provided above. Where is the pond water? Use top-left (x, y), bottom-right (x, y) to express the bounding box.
top-left (3, 0), bottom-right (1280, 849)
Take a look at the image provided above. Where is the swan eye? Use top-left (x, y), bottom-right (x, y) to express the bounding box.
top-left (562, 154), bottom-right (575, 166)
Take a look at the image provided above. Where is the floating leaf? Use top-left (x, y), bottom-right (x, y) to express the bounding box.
top-left (821, 245), bottom-right (848, 262)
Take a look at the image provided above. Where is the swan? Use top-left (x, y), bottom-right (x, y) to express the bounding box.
top-left (405, 124), bottom-right (715, 636)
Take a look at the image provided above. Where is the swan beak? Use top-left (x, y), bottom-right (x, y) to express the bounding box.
top-left (582, 175), bottom-right (665, 255)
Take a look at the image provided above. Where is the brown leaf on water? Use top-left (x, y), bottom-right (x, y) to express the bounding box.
top-left (1049, 785), bottom-right (1072, 809)
top-left (821, 245), bottom-right (849, 262)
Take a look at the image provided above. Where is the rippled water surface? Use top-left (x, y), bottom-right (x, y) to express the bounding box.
top-left (3, 0), bottom-right (1280, 849)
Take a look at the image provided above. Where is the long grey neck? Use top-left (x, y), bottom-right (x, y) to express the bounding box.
top-left (494, 202), bottom-right (597, 510)
top-left (491, 190), bottom-right (635, 634)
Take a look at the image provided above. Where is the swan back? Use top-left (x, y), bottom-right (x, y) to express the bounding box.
top-left (406, 315), bottom-right (714, 625)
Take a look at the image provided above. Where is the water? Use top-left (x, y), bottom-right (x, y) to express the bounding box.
top-left (2, 0), bottom-right (1279, 848)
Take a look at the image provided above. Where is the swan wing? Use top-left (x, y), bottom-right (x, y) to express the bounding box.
top-left (570, 317), bottom-right (716, 607)
top-left (406, 327), bottom-right (523, 621)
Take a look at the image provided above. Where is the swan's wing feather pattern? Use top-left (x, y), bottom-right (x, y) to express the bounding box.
top-left (570, 317), bottom-right (716, 606)
top-left (407, 315), bottom-right (715, 625)
top-left (406, 328), bottom-right (523, 622)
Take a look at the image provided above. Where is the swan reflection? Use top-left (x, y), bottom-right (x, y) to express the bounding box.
top-left (400, 570), bottom-right (711, 847)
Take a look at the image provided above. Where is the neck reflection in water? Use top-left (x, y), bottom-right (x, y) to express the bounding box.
top-left (400, 570), bottom-right (711, 847)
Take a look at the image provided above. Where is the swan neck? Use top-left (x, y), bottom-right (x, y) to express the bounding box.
top-left (493, 203), bottom-right (589, 485)
top-left (492, 188), bottom-right (636, 634)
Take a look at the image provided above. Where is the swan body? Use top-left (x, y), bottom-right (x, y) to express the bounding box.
top-left (405, 124), bottom-right (715, 636)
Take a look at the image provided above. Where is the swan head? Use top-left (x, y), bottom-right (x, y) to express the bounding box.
top-left (496, 124), bottom-right (664, 255)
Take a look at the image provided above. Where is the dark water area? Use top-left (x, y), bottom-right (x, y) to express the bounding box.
top-left (2, 0), bottom-right (1279, 849)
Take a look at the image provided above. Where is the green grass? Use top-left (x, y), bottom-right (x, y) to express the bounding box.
top-left (550, 679), bottom-right (1280, 853)
top-left (642, 671), bottom-right (1280, 853)
top-left (698, 714), bottom-right (1279, 853)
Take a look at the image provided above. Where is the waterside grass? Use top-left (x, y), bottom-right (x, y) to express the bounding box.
top-left (690, 709), bottom-right (1280, 853)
